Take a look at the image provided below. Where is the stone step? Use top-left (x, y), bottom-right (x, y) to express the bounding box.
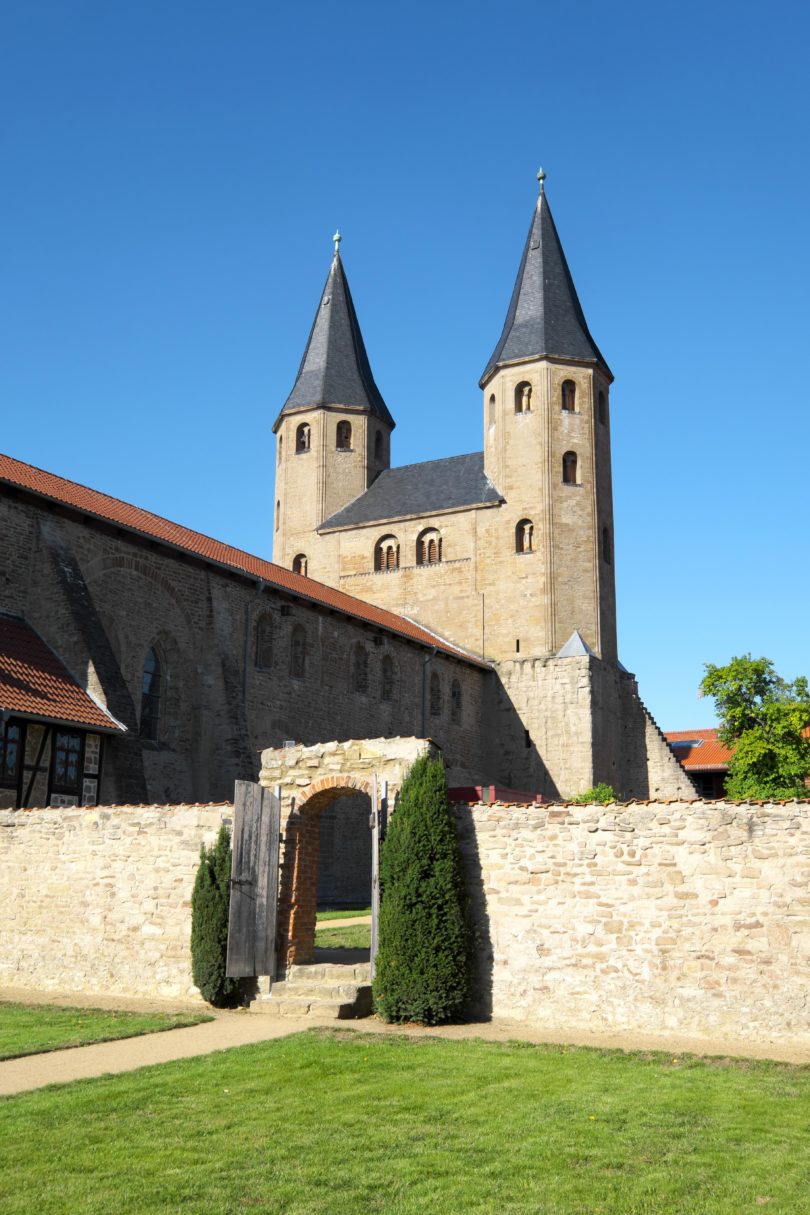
top-left (286, 963), bottom-right (371, 984)
top-left (270, 979), bottom-right (368, 1001)
top-left (252, 984), bottom-right (372, 1020)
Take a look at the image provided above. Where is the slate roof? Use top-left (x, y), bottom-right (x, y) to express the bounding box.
top-left (481, 182), bottom-right (611, 385)
top-left (273, 251), bottom-right (395, 431)
top-left (319, 452), bottom-right (502, 531)
top-left (0, 613), bottom-right (125, 732)
top-left (0, 452), bottom-right (488, 669)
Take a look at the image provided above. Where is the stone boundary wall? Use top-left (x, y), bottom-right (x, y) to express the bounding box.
top-left (453, 798), bottom-right (810, 1042)
top-left (0, 803), bottom-right (230, 1000)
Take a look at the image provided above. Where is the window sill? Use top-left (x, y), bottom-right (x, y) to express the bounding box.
top-left (335, 448), bottom-right (355, 454)
top-left (515, 549), bottom-right (535, 556)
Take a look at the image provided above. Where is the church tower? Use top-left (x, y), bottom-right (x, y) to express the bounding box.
top-left (480, 171), bottom-right (617, 663)
top-left (272, 235), bottom-right (395, 582)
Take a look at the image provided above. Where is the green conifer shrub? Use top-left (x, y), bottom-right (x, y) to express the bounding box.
top-left (190, 824), bottom-right (240, 1007)
top-left (373, 755), bottom-right (471, 1025)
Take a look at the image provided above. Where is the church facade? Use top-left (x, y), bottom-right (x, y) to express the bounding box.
top-left (0, 176), bottom-right (694, 810)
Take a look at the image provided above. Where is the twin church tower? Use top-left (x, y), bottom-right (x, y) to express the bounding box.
top-left (272, 173), bottom-right (617, 670)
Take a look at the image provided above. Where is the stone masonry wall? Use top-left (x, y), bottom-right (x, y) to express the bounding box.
top-left (454, 797), bottom-right (810, 1042)
top-left (0, 803), bottom-right (229, 1000)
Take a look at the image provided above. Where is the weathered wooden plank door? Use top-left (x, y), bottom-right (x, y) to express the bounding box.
top-left (226, 781), bottom-right (280, 979)
top-left (370, 777), bottom-right (388, 981)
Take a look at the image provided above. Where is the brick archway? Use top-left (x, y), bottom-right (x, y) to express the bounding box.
top-left (259, 736), bottom-right (441, 972)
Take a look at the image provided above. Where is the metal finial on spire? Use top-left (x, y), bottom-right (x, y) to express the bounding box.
top-left (332, 229), bottom-right (342, 255)
top-left (536, 167), bottom-right (546, 193)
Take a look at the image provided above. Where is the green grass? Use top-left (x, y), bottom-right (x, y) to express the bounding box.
top-left (2, 1030), bottom-right (809, 1213)
top-left (316, 906), bottom-right (371, 921)
top-left (0, 1001), bottom-right (212, 1060)
top-left (314, 922), bottom-right (371, 950)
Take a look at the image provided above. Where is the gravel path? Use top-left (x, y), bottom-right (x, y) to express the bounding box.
top-left (2, 985), bottom-right (808, 1097)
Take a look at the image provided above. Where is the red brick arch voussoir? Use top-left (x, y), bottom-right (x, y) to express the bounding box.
top-left (296, 773), bottom-right (374, 814)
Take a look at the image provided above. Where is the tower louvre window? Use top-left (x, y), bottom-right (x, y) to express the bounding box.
top-left (254, 613), bottom-right (273, 670)
top-left (602, 526), bottom-right (612, 564)
top-left (430, 671), bottom-right (442, 717)
top-left (561, 380), bottom-right (576, 412)
top-left (488, 394), bottom-right (496, 426)
top-left (295, 422), bottom-right (311, 452)
top-left (417, 527), bottom-right (442, 566)
top-left (275, 502), bottom-right (280, 531)
top-left (598, 390), bottom-right (607, 424)
top-left (336, 420), bottom-right (352, 450)
top-left (562, 451), bottom-right (578, 485)
top-left (290, 625), bottom-right (306, 678)
top-left (292, 554), bottom-right (308, 577)
top-left (375, 429), bottom-right (384, 461)
top-left (515, 519), bottom-right (534, 553)
top-left (514, 382), bottom-right (532, 414)
top-left (375, 535), bottom-right (400, 572)
top-left (277, 434), bottom-right (283, 463)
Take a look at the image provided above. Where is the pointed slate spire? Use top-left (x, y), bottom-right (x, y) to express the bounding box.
top-left (480, 171), bottom-right (611, 386)
top-left (274, 243), bottom-right (395, 431)
top-left (555, 630), bottom-right (596, 658)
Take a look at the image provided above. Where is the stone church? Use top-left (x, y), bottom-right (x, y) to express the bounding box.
top-left (0, 175), bottom-right (694, 812)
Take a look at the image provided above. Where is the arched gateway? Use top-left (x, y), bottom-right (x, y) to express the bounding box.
top-left (260, 736), bottom-right (440, 971)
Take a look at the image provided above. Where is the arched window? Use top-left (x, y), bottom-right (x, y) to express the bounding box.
top-left (381, 654), bottom-right (394, 701)
top-left (598, 390), bottom-right (607, 425)
top-left (275, 502), bottom-right (280, 531)
top-left (374, 535), bottom-right (400, 572)
top-left (351, 643), bottom-right (368, 693)
top-left (561, 380), bottom-right (576, 412)
top-left (277, 434), bottom-right (283, 464)
top-left (290, 625), bottom-right (306, 678)
top-left (139, 648), bottom-right (161, 741)
top-left (430, 671), bottom-right (442, 717)
top-left (292, 554), bottom-right (308, 577)
top-left (602, 526), bottom-right (612, 565)
top-left (375, 429), bottom-right (384, 462)
top-left (562, 451), bottom-right (578, 485)
top-left (254, 613), bottom-right (273, 670)
top-left (295, 422), bottom-right (311, 453)
top-left (451, 678), bottom-right (462, 724)
top-left (515, 519), bottom-right (534, 553)
top-left (417, 527), bottom-right (443, 566)
top-left (488, 394), bottom-right (496, 426)
top-left (515, 381), bottom-right (532, 414)
top-left (336, 420), bottom-right (352, 450)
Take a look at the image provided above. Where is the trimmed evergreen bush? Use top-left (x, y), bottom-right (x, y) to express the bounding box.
top-left (190, 824), bottom-right (240, 1007)
top-left (373, 755), bottom-right (470, 1025)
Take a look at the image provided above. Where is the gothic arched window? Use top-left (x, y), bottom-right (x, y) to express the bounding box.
top-left (254, 613), bottom-right (273, 670)
top-left (381, 654), bottom-right (395, 701)
top-left (515, 381), bottom-right (532, 414)
top-left (296, 422), bottom-right (311, 452)
top-left (515, 519), bottom-right (534, 553)
top-left (292, 554), bottom-right (308, 577)
top-left (374, 535), bottom-right (400, 572)
top-left (562, 451), bottom-right (578, 485)
top-left (598, 390), bottom-right (608, 425)
top-left (275, 502), bottom-right (280, 531)
top-left (417, 527), bottom-right (443, 566)
top-left (139, 648), bottom-right (162, 741)
top-left (336, 420), bottom-right (352, 450)
top-left (277, 434), bottom-right (283, 463)
top-left (351, 643), bottom-right (369, 694)
top-left (430, 671), bottom-right (442, 717)
top-left (290, 625), bottom-right (306, 678)
top-left (488, 393), bottom-right (496, 426)
top-left (375, 429), bottom-right (384, 462)
top-left (561, 380), bottom-right (576, 412)
top-left (602, 526), bottom-right (612, 565)
top-left (451, 678), bottom-right (462, 724)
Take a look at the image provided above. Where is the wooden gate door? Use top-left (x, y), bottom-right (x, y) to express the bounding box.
top-left (226, 781), bottom-right (280, 979)
top-left (370, 777), bottom-right (388, 981)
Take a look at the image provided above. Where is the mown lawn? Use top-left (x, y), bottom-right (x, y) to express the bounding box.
top-left (1, 1029), bottom-right (808, 1214)
top-left (314, 922), bottom-right (371, 950)
top-left (316, 906), bottom-right (371, 921)
top-left (0, 1002), bottom-right (211, 1060)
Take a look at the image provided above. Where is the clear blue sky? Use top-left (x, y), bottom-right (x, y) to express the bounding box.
top-left (2, 0), bottom-right (808, 731)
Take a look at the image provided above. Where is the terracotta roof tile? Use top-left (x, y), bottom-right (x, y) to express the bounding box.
top-left (664, 728), bottom-right (732, 771)
top-left (0, 452), bottom-right (489, 669)
top-left (0, 614), bottom-right (124, 732)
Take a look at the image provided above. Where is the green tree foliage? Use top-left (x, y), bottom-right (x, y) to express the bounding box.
top-left (190, 825), bottom-right (241, 1007)
top-left (373, 756), bottom-right (470, 1025)
top-left (571, 783), bottom-right (616, 805)
top-left (700, 655), bottom-right (810, 800)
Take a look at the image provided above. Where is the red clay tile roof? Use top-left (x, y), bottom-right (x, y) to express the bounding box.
top-left (664, 729), bottom-right (732, 771)
top-left (0, 452), bottom-right (489, 669)
top-left (0, 614), bottom-right (124, 732)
